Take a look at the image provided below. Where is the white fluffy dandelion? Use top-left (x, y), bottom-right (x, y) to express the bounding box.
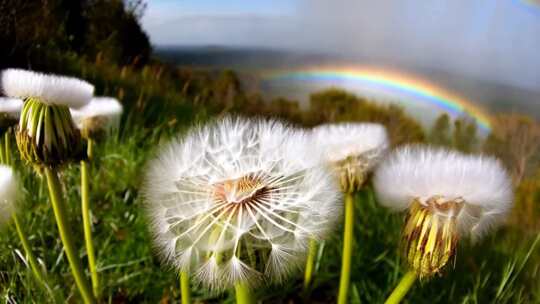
top-left (70, 97), bottom-right (123, 136)
top-left (143, 117), bottom-right (341, 290)
top-left (0, 165), bottom-right (17, 227)
top-left (0, 69), bottom-right (92, 166)
top-left (1, 69), bottom-right (94, 109)
top-left (312, 122), bottom-right (389, 192)
top-left (0, 97), bottom-right (23, 118)
top-left (374, 145), bottom-right (513, 278)
top-left (0, 97), bottom-right (23, 133)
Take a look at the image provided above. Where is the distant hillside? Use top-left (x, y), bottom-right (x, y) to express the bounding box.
top-left (155, 45), bottom-right (540, 120)
top-left (155, 46), bottom-right (336, 70)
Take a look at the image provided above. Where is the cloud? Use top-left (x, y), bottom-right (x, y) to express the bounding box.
top-left (142, 0), bottom-right (540, 91)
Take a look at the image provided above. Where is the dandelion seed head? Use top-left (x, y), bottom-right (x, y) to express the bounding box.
top-left (0, 165), bottom-right (17, 227)
top-left (0, 97), bottom-right (23, 131)
top-left (143, 117), bottom-right (341, 290)
top-left (70, 97), bottom-right (123, 137)
top-left (374, 145), bottom-right (513, 237)
top-left (0, 97), bottom-right (23, 118)
top-left (1, 69), bottom-right (94, 109)
top-left (374, 145), bottom-right (513, 278)
top-left (312, 123), bottom-right (389, 192)
top-left (313, 123), bottom-right (389, 164)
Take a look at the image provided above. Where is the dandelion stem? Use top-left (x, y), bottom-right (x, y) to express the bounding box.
top-left (81, 138), bottom-right (98, 298)
top-left (338, 192), bottom-right (355, 304)
top-left (4, 130), bottom-right (11, 165)
top-left (384, 271), bottom-right (417, 304)
top-left (12, 211), bottom-right (46, 286)
top-left (180, 271), bottom-right (191, 304)
top-left (45, 167), bottom-right (95, 304)
top-left (303, 238), bottom-right (317, 291)
top-left (235, 282), bottom-right (255, 304)
top-left (0, 134), bottom-right (5, 164)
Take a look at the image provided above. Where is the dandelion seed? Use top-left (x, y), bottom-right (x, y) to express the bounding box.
top-left (312, 123), bottom-right (389, 192)
top-left (374, 145), bottom-right (513, 278)
top-left (143, 117), bottom-right (341, 291)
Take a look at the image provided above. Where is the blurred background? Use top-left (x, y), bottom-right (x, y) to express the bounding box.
top-left (0, 0), bottom-right (539, 302)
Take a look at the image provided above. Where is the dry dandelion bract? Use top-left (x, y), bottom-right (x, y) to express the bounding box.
top-left (143, 117), bottom-right (342, 290)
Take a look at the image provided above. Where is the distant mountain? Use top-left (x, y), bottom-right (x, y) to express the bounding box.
top-left (155, 46), bottom-right (336, 69)
top-left (155, 46), bottom-right (540, 120)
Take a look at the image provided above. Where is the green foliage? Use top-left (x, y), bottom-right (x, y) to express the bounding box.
top-left (0, 0), bottom-right (151, 69)
top-left (453, 117), bottom-right (478, 153)
top-left (304, 89), bottom-right (425, 146)
top-left (430, 113), bottom-right (452, 147)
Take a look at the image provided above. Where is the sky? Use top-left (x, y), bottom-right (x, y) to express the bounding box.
top-left (141, 0), bottom-right (540, 91)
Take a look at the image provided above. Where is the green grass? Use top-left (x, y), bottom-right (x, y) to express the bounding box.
top-left (1, 129), bottom-right (538, 303)
top-left (0, 57), bottom-right (539, 303)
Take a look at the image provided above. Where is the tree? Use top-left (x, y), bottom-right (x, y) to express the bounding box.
top-left (429, 113), bottom-right (452, 147)
top-left (484, 114), bottom-right (540, 185)
top-left (84, 0), bottom-right (151, 66)
top-left (0, 0), bottom-right (151, 69)
top-left (453, 117), bottom-right (477, 153)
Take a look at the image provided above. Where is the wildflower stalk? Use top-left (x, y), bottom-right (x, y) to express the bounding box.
top-left (337, 192), bottom-right (354, 304)
top-left (235, 282), bottom-right (254, 304)
top-left (180, 271), bottom-right (191, 304)
top-left (303, 238), bottom-right (317, 291)
top-left (45, 167), bottom-right (95, 304)
top-left (12, 211), bottom-right (46, 286)
top-left (384, 271), bottom-right (417, 304)
top-left (81, 138), bottom-right (99, 298)
top-left (4, 131), bottom-right (10, 165)
top-left (0, 140), bottom-right (4, 163)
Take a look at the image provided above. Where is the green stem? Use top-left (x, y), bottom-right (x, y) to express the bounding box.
top-left (4, 130), bottom-right (11, 166)
top-left (235, 282), bottom-right (255, 304)
top-left (303, 238), bottom-right (317, 291)
top-left (384, 271), bottom-right (417, 304)
top-left (45, 167), bottom-right (95, 304)
top-left (12, 212), bottom-right (46, 286)
top-left (81, 138), bottom-right (98, 298)
top-left (180, 271), bottom-right (191, 304)
top-left (81, 158), bottom-right (98, 298)
top-left (337, 192), bottom-right (355, 304)
top-left (87, 138), bottom-right (93, 160)
top-left (0, 134), bottom-right (5, 164)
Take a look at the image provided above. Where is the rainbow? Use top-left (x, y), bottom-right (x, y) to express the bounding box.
top-left (515, 0), bottom-right (540, 14)
top-left (518, 0), bottom-right (540, 8)
top-left (262, 66), bottom-right (493, 132)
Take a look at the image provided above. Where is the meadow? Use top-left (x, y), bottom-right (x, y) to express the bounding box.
top-left (0, 53), bottom-right (538, 303)
top-left (1, 2), bottom-right (539, 302)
